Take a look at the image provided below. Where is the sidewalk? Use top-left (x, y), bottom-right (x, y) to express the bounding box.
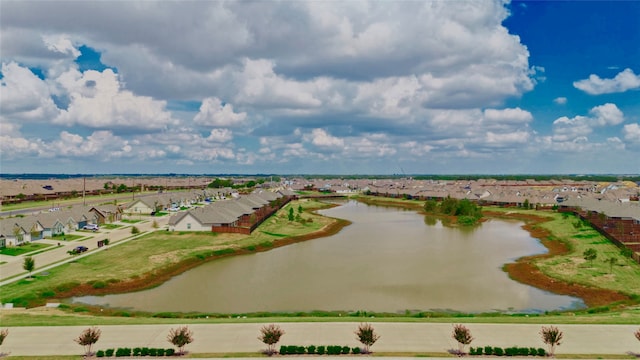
top-left (0, 322), bottom-right (638, 356)
top-left (0, 216), bottom-right (169, 286)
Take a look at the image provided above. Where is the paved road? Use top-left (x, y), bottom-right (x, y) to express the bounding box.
top-left (0, 322), bottom-right (638, 356)
top-left (0, 216), bottom-right (170, 285)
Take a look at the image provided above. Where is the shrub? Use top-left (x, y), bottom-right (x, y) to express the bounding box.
top-left (167, 325), bottom-right (194, 355)
top-left (306, 345), bottom-right (316, 354)
top-left (115, 347), bottom-right (131, 357)
top-left (326, 345), bottom-right (341, 355)
top-left (105, 349), bottom-right (114, 357)
top-left (0, 328), bottom-right (8, 347)
top-left (96, 349), bottom-right (105, 357)
top-left (165, 348), bottom-right (175, 356)
top-left (452, 324), bottom-right (474, 354)
top-left (352, 346), bottom-right (361, 354)
top-left (133, 347), bottom-right (142, 356)
top-left (157, 348), bottom-right (165, 356)
top-left (528, 347), bottom-right (538, 356)
top-left (342, 345), bottom-right (350, 354)
top-left (317, 345), bottom-right (326, 355)
top-left (494, 347), bottom-right (504, 356)
top-left (141, 347), bottom-right (149, 356)
top-left (540, 326), bottom-right (563, 357)
top-left (355, 323), bottom-right (380, 353)
top-left (131, 226), bottom-right (140, 234)
top-left (92, 281), bottom-right (107, 289)
top-left (75, 326), bottom-right (101, 356)
top-left (537, 348), bottom-right (546, 356)
top-left (484, 346), bottom-right (493, 355)
top-left (258, 324), bottom-right (285, 355)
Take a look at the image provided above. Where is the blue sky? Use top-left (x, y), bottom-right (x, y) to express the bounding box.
top-left (1, 1), bottom-right (639, 175)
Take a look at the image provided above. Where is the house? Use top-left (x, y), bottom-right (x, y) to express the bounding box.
top-left (35, 212), bottom-right (66, 238)
top-left (0, 219), bottom-right (30, 246)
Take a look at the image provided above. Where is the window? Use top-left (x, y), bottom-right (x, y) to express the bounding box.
top-left (187, 223), bottom-right (191, 229)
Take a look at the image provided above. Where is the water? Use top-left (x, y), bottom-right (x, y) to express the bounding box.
top-left (74, 200), bottom-right (584, 313)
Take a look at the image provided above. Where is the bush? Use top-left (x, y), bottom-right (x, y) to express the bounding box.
top-left (484, 346), bottom-right (493, 355)
top-left (352, 347), bottom-right (361, 354)
top-left (165, 348), bottom-right (175, 356)
top-left (317, 345), bottom-right (326, 355)
top-left (494, 347), bottom-right (504, 356)
top-left (105, 349), bottom-right (114, 357)
top-left (115, 347), bottom-right (131, 357)
top-left (537, 348), bottom-right (546, 356)
top-left (96, 350), bottom-right (105, 357)
top-left (92, 281), bottom-right (107, 289)
top-left (306, 345), bottom-right (316, 354)
top-left (342, 345), bottom-right (350, 354)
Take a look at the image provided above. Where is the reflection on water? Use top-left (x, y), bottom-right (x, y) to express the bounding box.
top-left (75, 200), bottom-right (584, 313)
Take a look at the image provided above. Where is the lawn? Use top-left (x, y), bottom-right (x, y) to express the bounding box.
top-left (535, 212), bottom-right (640, 297)
top-left (49, 234), bottom-right (84, 241)
top-left (0, 242), bottom-right (52, 256)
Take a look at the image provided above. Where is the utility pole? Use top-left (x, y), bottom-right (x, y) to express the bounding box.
top-left (83, 177), bottom-right (86, 206)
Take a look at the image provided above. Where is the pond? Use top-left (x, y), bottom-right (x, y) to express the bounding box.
top-left (74, 200), bottom-right (584, 313)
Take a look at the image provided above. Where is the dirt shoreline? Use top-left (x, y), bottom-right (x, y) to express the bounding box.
top-left (55, 198), bottom-right (629, 310)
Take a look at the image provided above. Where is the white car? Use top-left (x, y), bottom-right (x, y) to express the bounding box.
top-left (83, 224), bottom-right (99, 231)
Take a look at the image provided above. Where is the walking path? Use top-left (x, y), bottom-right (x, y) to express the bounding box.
top-left (0, 322), bottom-right (638, 356)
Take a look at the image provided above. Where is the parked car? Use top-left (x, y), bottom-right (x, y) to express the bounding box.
top-left (83, 224), bottom-right (99, 231)
top-left (71, 246), bottom-right (88, 254)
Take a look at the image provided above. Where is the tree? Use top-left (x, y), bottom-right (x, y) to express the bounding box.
top-left (23, 256), bottom-right (35, 278)
top-left (258, 324), bottom-right (284, 355)
top-left (540, 325), bottom-right (563, 357)
top-left (152, 220), bottom-right (159, 229)
top-left (298, 204), bottom-right (303, 214)
top-left (131, 226), bottom-right (140, 234)
top-left (635, 328), bottom-right (640, 342)
top-left (452, 324), bottom-right (474, 354)
top-left (583, 248), bottom-right (597, 265)
top-left (355, 323), bottom-right (380, 354)
top-left (167, 326), bottom-right (193, 355)
top-left (75, 327), bottom-right (101, 356)
top-left (288, 207), bottom-right (294, 221)
top-left (522, 198), bottom-right (530, 209)
top-left (607, 256), bottom-right (617, 274)
top-left (0, 328), bottom-right (8, 347)
top-left (423, 199), bottom-right (438, 212)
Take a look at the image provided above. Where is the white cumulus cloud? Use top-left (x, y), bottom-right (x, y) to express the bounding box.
top-left (573, 68), bottom-right (640, 95)
top-left (193, 97), bottom-right (247, 127)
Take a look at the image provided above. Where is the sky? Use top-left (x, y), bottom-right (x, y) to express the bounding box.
top-left (1, 0), bottom-right (639, 175)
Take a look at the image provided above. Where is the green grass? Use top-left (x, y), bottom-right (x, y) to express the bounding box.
top-left (49, 234), bottom-right (84, 241)
top-left (100, 223), bottom-right (122, 229)
top-left (121, 219), bottom-right (142, 224)
top-left (535, 212), bottom-right (640, 297)
top-left (0, 242), bottom-right (52, 256)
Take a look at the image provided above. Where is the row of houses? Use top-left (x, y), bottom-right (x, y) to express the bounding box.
top-left (168, 189), bottom-right (296, 235)
top-left (123, 188), bottom-right (234, 215)
top-left (0, 204), bottom-right (122, 248)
